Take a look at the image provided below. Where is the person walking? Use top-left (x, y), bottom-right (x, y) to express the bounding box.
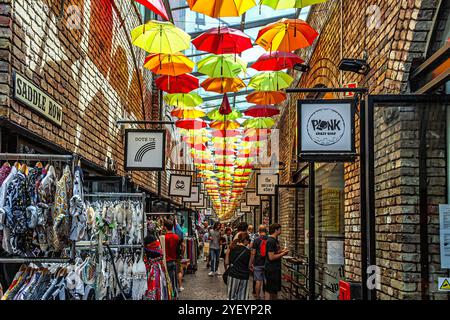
top-left (220, 227), bottom-right (233, 260)
top-left (264, 223), bottom-right (289, 300)
top-left (250, 225), bottom-right (268, 300)
top-left (203, 227), bottom-right (211, 265)
top-left (174, 218), bottom-right (185, 293)
top-left (208, 222), bottom-right (222, 276)
top-left (233, 222), bottom-right (248, 240)
top-left (162, 220), bottom-right (181, 298)
top-left (225, 232), bottom-right (251, 300)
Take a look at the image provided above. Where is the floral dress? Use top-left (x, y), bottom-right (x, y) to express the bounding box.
top-left (144, 238), bottom-right (172, 300)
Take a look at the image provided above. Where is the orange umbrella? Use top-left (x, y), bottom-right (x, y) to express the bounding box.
top-left (246, 91), bottom-right (287, 104)
top-left (144, 53), bottom-right (194, 76)
top-left (201, 77), bottom-right (246, 93)
top-left (256, 18), bottom-right (318, 52)
top-left (209, 120), bottom-right (241, 130)
top-left (171, 107), bottom-right (206, 119)
top-left (187, 0), bottom-right (256, 18)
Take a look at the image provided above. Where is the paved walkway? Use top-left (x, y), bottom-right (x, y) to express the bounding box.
top-left (179, 259), bottom-right (229, 300)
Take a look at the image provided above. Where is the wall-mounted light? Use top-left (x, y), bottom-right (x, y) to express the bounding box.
top-left (338, 58), bottom-right (370, 75)
top-left (293, 63), bottom-right (310, 73)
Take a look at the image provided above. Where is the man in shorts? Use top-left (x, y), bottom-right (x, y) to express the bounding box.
top-left (250, 225), bottom-right (268, 300)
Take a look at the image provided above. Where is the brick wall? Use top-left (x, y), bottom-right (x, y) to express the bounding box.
top-left (276, 0), bottom-right (447, 300)
top-left (0, 0), bottom-right (173, 195)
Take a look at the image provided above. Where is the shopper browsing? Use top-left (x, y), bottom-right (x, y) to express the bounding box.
top-left (233, 222), bottom-right (248, 240)
top-left (250, 225), bottom-right (268, 300)
top-left (264, 223), bottom-right (289, 300)
top-left (224, 232), bottom-right (251, 300)
top-left (208, 222), bottom-right (222, 276)
top-left (163, 220), bottom-right (181, 297)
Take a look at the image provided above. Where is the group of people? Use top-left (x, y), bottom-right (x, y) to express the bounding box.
top-left (200, 221), bottom-right (289, 300)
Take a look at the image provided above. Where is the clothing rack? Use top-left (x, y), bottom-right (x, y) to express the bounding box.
top-left (0, 153), bottom-right (79, 264)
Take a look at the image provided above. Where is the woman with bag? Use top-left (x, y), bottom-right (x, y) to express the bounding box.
top-left (224, 232), bottom-right (251, 300)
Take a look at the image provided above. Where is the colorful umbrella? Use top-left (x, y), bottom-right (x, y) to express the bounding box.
top-left (246, 91), bottom-right (287, 104)
top-left (251, 52), bottom-right (304, 71)
top-left (210, 120), bottom-right (241, 130)
top-left (249, 71), bottom-right (293, 91)
top-left (256, 18), bottom-right (318, 52)
top-left (192, 27), bottom-right (253, 54)
top-left (214, 149), bottom-right (237, 156)
top-left (131, 21), bottom-right (191, 54)
top-left (176, 119), bottom-right (208, 130)
top-left (144, 53), bottom-right (194, 76)
top-left (155, 74), bottom-right (199, 93)
top-left (220, 93), bottom-right (232, 115)
top-left (243, 105), bottom-right (280, 117)
top-left (212, 130), bottom-right (241, 138)
top-left (207, 109), bottom-right (242, 121)
top-left (260, 0), bottom-right (328, 10)
top-left (243, 117), bottom-right (275, 129)
top-left (187, 0), bottom-right (256, 18)
top-left (135, 0), bottom-right (169, 20)
top-left (171, 107), bottom-right (206, 119)
top-left (197, 54), bottom-right (247, 78)
top-left (164, 93), bottom-right (203, 107)
top-left (201, 77), bottom-right (246, 93)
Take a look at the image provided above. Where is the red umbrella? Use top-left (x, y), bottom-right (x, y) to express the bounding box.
top-left (214, 149), bottom-right (237, 156)
top-left (244, 105), bottom-right (280, 117)
top-left (251, 52), bottom-right (304, 71)
top-left (212, 130), bottom-right (241, 138)
top-left (134, 0), bottom-right (169, 21)
top-left (188, 143), bottom-right (208, 151)
top-left (192, 27), bottom-right (253, 54)
top-left (219, 94), bottom-right (232, 115)
top-left (155, 74), bottom-right (199, 93)
top-left (175, 119), bottom-right (208, 130)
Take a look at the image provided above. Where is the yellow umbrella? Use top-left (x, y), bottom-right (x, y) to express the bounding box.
top-left (144, 53), bottom-right (194, 76)
top-left (201, 77), bottom-right (246, 93)
top-left (210, 120), bottom-right (241, 130)
top-left (187, 0), bottom-right (256, 18)
top-left (131, 20), bottom-right (191, 54)
top-left (164, 93), bottom-right (203, 107)
top-left (171, 107), bottom-right (206, 119)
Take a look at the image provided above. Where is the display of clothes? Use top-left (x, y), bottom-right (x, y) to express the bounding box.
top-left (0, 257), bottom-right (96, 300)
top-left (183, 237), bottom-right (199, 272)
top-left (0, 161), bottom-right (86, 256)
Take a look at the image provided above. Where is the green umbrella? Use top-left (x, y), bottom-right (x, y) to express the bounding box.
top-left (207, 108), bottom-right (243, 121)
top-left (243, 117), bottom-right (276, 129)
top-left (197, 54), bottom-right (247, 78)
top-left (164, 93), bottom-right (203, 107)
top-left (260, 0), bottom-right (328, 10)
top-left (248, 71), bottom-right (293, 91)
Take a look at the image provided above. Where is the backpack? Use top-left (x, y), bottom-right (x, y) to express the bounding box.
top-left (257, 237), bottom-right (268, 258)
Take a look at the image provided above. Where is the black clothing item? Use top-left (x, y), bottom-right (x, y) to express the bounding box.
top-left (228, 245), bottom-right (251, 280)
top-left (264, 268), bottom-right (281, 294)
top-left (264, 236), bottom-right (281, 272)
top-left (252, 235), bottom-right (268, 267)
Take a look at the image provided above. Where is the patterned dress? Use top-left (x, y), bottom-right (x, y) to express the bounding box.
top-left (144, 239), bottom-right (172, 300)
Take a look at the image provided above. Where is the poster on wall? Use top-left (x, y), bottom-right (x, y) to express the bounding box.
top-left (246, 191), bottom-right (260, 206)
top-left (184, 185), bottom-right (200, 203)
top-left (439, 204), bottom-right (450, 269)
top-left (240, 202), bottom-right (251, 212)
top-left (257, 173), bottom-right (279, 196)
top-left (125, 129), bottom-right (166, 171)
top-left (327, 240), bottom-right (344, 265)
top-left (297, 100), bottom-right (356, 161)
top-left (168, 174), bottom-right (192, 197)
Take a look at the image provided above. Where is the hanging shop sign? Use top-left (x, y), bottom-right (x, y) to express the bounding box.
top-left (192, 192), bottom-right (205, 208)
top-left (246, 191), bottom-right (260, 206)
top-left (184, 185), bottom-right (200, 203)
top-left (297, 99), bottom-right (356, 161)
top-left (169, 174), bottom-right (192, 197)
top-left (125, 129), bottom-right (166, 171)
top-left (256, 173), bottom-right (279, 196)
top-left (438, 204), bottom-right (450, 269)
top-left (205, 208), bottom-right (212, 216)
top-left (240, 202), bottom-right (251, 212)
top-left (13, 71), bottom-right (63, 126)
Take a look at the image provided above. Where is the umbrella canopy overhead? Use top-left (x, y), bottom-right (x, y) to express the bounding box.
top-left (197, 54), bottom-right (247, 78)
top-left (144, 53), bottom-right (194, 76)
top-left (155, 74), bottom-right (199, 93)
top-left (164, 93), bottom-right (203, 107)
top-left (260, 0), bottom-right (328, 10)
top-left (256, 18), bottom-right (318, 52)
top-left (243, 117), bottom-right (276, 129)
top-left (187, 0), bottom-right (257, 18)
top-left (201, 77), bottom-right (246, 93)
top-left (249, 71), bottom-right (293, 91)
top-left (135, 0), bottom-right (169, 20)
top-left (210, 120), bottom-right (241, 130)
top-left (251, 51), bottom-right (304, 71)
top-left (131, 21), bottom-right (191, 54)
top-left (244, 105), bottom-right (280, 117)
top-left (192, 27), bottom-right (253, 54)
top-left (171, 107), bottom-right (206, 119)
top-left (246, 91), bottom-right (287, 104)
top-left (208, 108), bottom-right (242, 121)
top-left (176, 119), bottom-right (208, 130)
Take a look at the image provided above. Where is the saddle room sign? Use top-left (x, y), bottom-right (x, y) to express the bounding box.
top-left (169, 174), bottom-right (192, 197)
top-left (297, 99), bottom-right (356, 161)
top-left (124, 129), bottom-right (166, 171)
top-left (13, 71), bottom-right (63, 126)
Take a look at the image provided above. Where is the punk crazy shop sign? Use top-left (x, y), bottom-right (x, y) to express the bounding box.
top-left (125, 129), bottom-right (166, 171)
top-left (13, 71), bottom-right (63, 126)
top-left (298, 100), bottom-right (355, 160)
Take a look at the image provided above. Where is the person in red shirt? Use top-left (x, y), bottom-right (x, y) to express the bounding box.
top-left (163, 220), bottom-right (181, 297)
